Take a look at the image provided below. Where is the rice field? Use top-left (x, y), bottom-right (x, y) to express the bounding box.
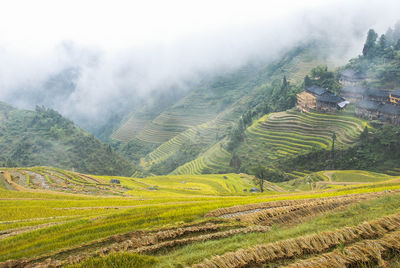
top-left (1, 166), bottom-right (400, 267)
top-left (232, 109), bottom-right (368, 174)
top-left (111, 116), bottom-right (150, 142)
top-left (171, 141), bottom-right (233, 175)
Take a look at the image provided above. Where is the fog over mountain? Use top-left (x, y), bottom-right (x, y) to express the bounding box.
top-left (0, 0), bottom-right (399, 133)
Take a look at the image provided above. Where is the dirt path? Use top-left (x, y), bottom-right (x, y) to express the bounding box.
top-left (322, 171), bottom-right (334, 182)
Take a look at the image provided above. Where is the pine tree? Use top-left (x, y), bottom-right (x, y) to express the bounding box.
top-left (304, 75), bottom-right (312, 88)
top-left (362, 29), bottom-right (378, 58)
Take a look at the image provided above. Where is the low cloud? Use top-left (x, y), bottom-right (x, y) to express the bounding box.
top-left (0, 0), bottom-right (399, 132)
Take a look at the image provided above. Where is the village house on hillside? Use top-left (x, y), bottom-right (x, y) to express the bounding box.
top-left (340, 87), bottom-right (390, 104)
top-left (297, 85), bottom-right (348, 113)
top-left (338, 69), bottom-right (400, 125)
top-left (339, 69), bottom-right (366, 86)
top-left (365, 89), bottom-right (390, 103)
top-left (355, 100), bottom-right (382, 121)
top-left (355, 99), bottom-right (400, 125)
top-left (316, 94), bottom-right (346, 112)
top-left (340, 86), bottom-right (366, 103)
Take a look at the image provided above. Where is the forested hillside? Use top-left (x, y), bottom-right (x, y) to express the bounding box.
top-left (0, 103), bottom-right (133, 176)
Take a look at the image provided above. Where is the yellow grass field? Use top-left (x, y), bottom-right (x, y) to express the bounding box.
top-left (1, 166), bottom-right (400, 267)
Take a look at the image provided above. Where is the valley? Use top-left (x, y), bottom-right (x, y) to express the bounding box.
top-left (1, 12), bottom-right (400, 268)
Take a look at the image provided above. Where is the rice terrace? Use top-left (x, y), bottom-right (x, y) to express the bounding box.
top-left (1, 167), bottom-right (400, 267)
top-left (2, 1), bottom-right (400, 268)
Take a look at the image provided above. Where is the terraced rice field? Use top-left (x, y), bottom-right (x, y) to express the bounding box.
top-left (1, 167), bottom-right (400, 267)
top-left (141, 97), bottom-right (240, 170)
top-left (111, 116), bottom-right (150, 142)
top-left (0, 167), bottom-right (128, 196)
top-left (171, 141), bottom-right (233, 175)
top-left (193, 210), bottom-right (400, 268)
top-left (277, 170), bottom-right (397, 192)
top-left (144, 120), bottom-right (226, 167)
top-left (237, 109), bottom-right (367, 165)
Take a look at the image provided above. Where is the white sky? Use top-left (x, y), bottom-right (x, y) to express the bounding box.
top-left (1, 0), bottom-right (400, 126)
top-left (0, 0), bottom-right (338, 52)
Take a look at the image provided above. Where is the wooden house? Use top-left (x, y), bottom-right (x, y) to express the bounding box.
top-left (316, 94), bottom-right (346, 112)
top-left (365, 89), bottom-right (390, 103)
top-left (380, 104), bottom-right (400, 125)
top-left (340, 86), bottom-right (366, 103)
top-left (355, 100), bottom-right (381, 121)
top-left (355, 100), bottom-right (400, 125)
top-left (297, 86), bottom-right (327, 112)
top-left (297, 86), bottom-right (348, 113)
top-left (339, 69), bottom-right (366, 86)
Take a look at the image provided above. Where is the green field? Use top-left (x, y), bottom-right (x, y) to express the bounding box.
top-left (171, 141), bottom-right (233, 175)
top-left (278, 170), bottom-right (396, 191)
top-left (233, 109), bottom-right (368, 172)
top-left (1, 166), bottom-right (400, 267)
top-left (328, 170), bottom-right (392, 183)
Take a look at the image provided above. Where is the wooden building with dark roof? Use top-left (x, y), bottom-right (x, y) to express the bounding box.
top-left (380, 104), bottom-right (400, 125)
top-left (339, 69), bottom-right (366, 86)
top-left (340, 86), bottom-right (367, 103)
top-left (296, 86), bottom-right (328, 112)
top-left (355, 100), bottom-right (400, 125)
top-left (316, 94), bottom-right (346, 112)
top-left (355, 100), bottom-right (382, 121)
top-left (297, 86), bottom-right (348, 113)
top-left (365, 89), bottom-right (390, 103)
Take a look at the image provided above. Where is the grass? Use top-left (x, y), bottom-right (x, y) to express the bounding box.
top-left (157, 193), bottom-right (400, 267)
top-left (171, 141), bottom-right (233, 175)
top-left (278, 170), bottom-right (396, 192)
top-left (234, 109), bottom-right (368, 171)
top-left (329, 170), bottom-right (391, 183)
top-left (1, 166), bottom-right (400, 266)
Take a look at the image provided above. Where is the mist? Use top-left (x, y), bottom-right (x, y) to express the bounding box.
top-left (0, 0), bottom-right (399, 133)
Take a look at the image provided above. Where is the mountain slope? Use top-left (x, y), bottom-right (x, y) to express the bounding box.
top-left (0, 103), bottom-right (133, 176)
top-left (116, 43), bottom-right (335, 176)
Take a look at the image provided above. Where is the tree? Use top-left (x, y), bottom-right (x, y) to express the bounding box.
top-left (360, 126), bottom-right (369, 143)
top-left (254, 166), bottom-right (288, 191)
top-left (282, 75), bottom-right (288, 90)
top-left (378, 34), bottom-right (387, 50)
top-left (229, 154), bottom-right (241, 171)
top-left (362, 29), bottom-right (378, 58)
top-left (304, 75), bottom-right (312, 88)
top-left (254, 166), bottom-right (267, 192)
top-left (309, 65), bottom-right (340, 93)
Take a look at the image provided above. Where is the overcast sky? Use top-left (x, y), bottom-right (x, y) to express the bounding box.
top-left (1, 0), bottom-right (398, 53)
top-left (0, 0), bottom-right (347, 52)
top-left (0, 0), bottom-right (399, 130)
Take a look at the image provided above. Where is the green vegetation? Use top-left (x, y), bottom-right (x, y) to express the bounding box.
top-left (329, 170), bottom-right (391, 183)
top-left (4, 24), bottom-right (400, 268)
top-left (280, 124), bottom-right (400, 175)
top-left (171, 141), bottom-right (233, 175)
top-left (230, 109), bottom-right (366, 175)
top-left (347, 23), bottom-right (400, 89)
top-left (105, 42), bottom-right (332, 175)
top-left (0, 104), bottom-right (133, 176)
top-left (305, 64), bottom-right (341, 93)
top-left (158, 193), bottom-right (400, 267)
top-left (1, 166), bottom-right (399, 267)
